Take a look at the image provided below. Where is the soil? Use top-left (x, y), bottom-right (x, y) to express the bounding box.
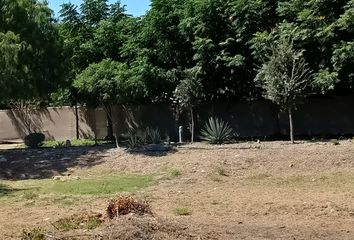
top-left (1, 140), bottom-right (354, 239)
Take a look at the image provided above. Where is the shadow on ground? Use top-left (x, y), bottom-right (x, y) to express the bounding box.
top-left (125, 144), bottom-right (178, 157)
top-left (0, 146), bottom-right (114, 180)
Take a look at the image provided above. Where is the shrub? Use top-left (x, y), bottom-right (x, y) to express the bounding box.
top-left (126, 130), bottom-right (145, 149)
top-left (21, 228), bottom-right (45, 240)
top-left (54, 212), bottom-right (103, 231)
top-left (330, 139), bottom-right (340, 146)
top-left (107, 196), bottom-right (152, 219)
top-left (145, 127), bottom-right (162, 144)
top-left (200, 117), bottom-right (233, 144)
top-left (24, 133), bottom-right (45, 148)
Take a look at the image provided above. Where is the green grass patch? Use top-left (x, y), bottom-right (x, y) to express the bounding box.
top-left (54, 213), bottom-right (102, 232)
top-left (21, 227), bottom-right (46, 240)
top-left (42, 139), bottom-right (112, 148)
top-left (168, 168), bottom-right (182, 178)
top-left (0, 174), bottom-right (154, 200)
top-left (174, 207), bottom-right (192, 216)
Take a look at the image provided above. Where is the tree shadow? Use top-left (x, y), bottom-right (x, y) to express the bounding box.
top-left (0, 184), bottom-right (16, 197)
top-left (125, 145), bottom-right (178, 157)
top-left (6, 108), bottom-right (55, 140)
top-left (0, 145), bottom-right (113, 180)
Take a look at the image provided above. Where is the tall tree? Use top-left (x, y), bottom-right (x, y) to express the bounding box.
top-left (0, 0), bottom-right (66, 104)
top-left (174, 68), bottom-right (204, 142)
top-left (74, 58), bottom-right (146, 145)
top-left (256, 40), bottom-right (315, 143)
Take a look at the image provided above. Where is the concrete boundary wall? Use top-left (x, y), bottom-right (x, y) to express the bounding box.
top-left (1, 96), bottom-right (354, 142)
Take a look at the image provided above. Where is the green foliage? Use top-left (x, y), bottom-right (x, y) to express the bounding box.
top-left (201, 117), bottom-right (234, 144)
top-left (21, 228), bottom-right (45, 240)
top-left (174, 207), bottom-right (192, 216)
top-left (330, 139), bottom-right (340, 146)
top-left (0, 0), bottom-right (66, 104)
top-left (169, 168), bottom-right (182, 178)
top-left (174, 76), bottom-right (204, 109)
top-left (3, 0), bottom-right (353, 107)
top-left (126, 130), bottom-right (145, 149)
top-left (24, 133), bottom-right (45, 148)
top-left (74, 59), bottom-right (146, 107)
top-left (42, 139), bottom-right (111, 148)
top-left (255, 40), bottom-right (314, 109)
top-left (145, 127), bottom-right (162, 144)
top-left (54, 214), bottom-right (102, 231)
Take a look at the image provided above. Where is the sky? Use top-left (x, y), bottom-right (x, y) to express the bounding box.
top-left (48, 0), bottom-right (151, 17)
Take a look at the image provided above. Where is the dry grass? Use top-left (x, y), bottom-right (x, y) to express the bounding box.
top-left (2, 140), bottom-right (354, 239)
top-left (107, 196), bottom-right (152, 219)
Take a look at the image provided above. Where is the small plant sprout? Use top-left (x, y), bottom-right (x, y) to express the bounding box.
top-left (174, 207), bottom-right (192, 216)
top-left (330, 139), bottom-right (340, 146)
top-left (169, 168), bottom-right (182, 178)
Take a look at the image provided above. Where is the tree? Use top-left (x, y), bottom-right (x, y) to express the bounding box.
top-left (174, 68), bottom-right (204, 142)
top-left (74, 59), bottom-right (146, 146)
top-left (255, 40), bottom-right (313, 143)
top-left (0, 0), bottom-right (66, 104)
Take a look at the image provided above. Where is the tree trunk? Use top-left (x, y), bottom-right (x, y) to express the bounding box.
top-left (190, 107), bottom-right (194, 143)
top-left (288, 107), bottom-right (295, 144)
top-left (75, 104), bottom-right (79, 139)
top-left (105, 105), bottom-right (114, 140)
top-left (114, 131), bottom-right (119, 148)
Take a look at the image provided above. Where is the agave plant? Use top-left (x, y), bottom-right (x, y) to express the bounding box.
top-left (145, 127), bottom-right (162, 144)
top-left (200, 117), bottom-right (234, 144)
top-left (126, 130), bottom-right (145, 149)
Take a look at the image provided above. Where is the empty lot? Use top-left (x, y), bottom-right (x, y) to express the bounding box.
top-left (1, 140), bottom-right (354, 239)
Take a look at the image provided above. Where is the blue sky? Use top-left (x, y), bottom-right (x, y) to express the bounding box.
top-left (48, 0), bottom-right (151, 17)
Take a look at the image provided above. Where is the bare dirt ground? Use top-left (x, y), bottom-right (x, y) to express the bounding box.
top-left (1, 140), bottom-right (354, 239)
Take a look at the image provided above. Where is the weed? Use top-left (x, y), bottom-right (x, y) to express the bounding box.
top-left (21, 227), bottom-right (45, 240)
top-left (330, 139), bottom-right (340, 146)
top-left (54, 213), bottom-right (103, 231)
top-left (169, 168), bottom-right (182, 178)
top-left (174, 207), bottom-right (192, 216)
top-left (22, 191), bottom-right (38, 200)
top-left (145, 127), bottom-right (162, 144)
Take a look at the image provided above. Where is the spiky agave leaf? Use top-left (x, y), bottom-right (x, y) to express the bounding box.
top-left (145, 127), bottom-right (162, 144)
top-left (200, 117), bottom-right (233, 144)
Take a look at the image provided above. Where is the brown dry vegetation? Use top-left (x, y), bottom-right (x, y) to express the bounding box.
top-left (1, 140), bottom-right (354, 239)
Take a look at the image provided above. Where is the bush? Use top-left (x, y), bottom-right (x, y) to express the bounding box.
top-left (24, 133), bottom-right (45, 148)
top-left (200, 117), bottom-right (233, 144)
top-left (107, 196), bottom-right (152, 219)
top-left (145, 127), bottom-right (162, 144)
top-left (21, 227), bottom-right (45, 240)
top-left (126, 130), bottom-right (145, 149)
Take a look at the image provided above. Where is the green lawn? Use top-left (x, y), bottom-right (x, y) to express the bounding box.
top-left (0, 174), bottom-right (154, 200)
top-left (41, 139), bottom-right (112, 148)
